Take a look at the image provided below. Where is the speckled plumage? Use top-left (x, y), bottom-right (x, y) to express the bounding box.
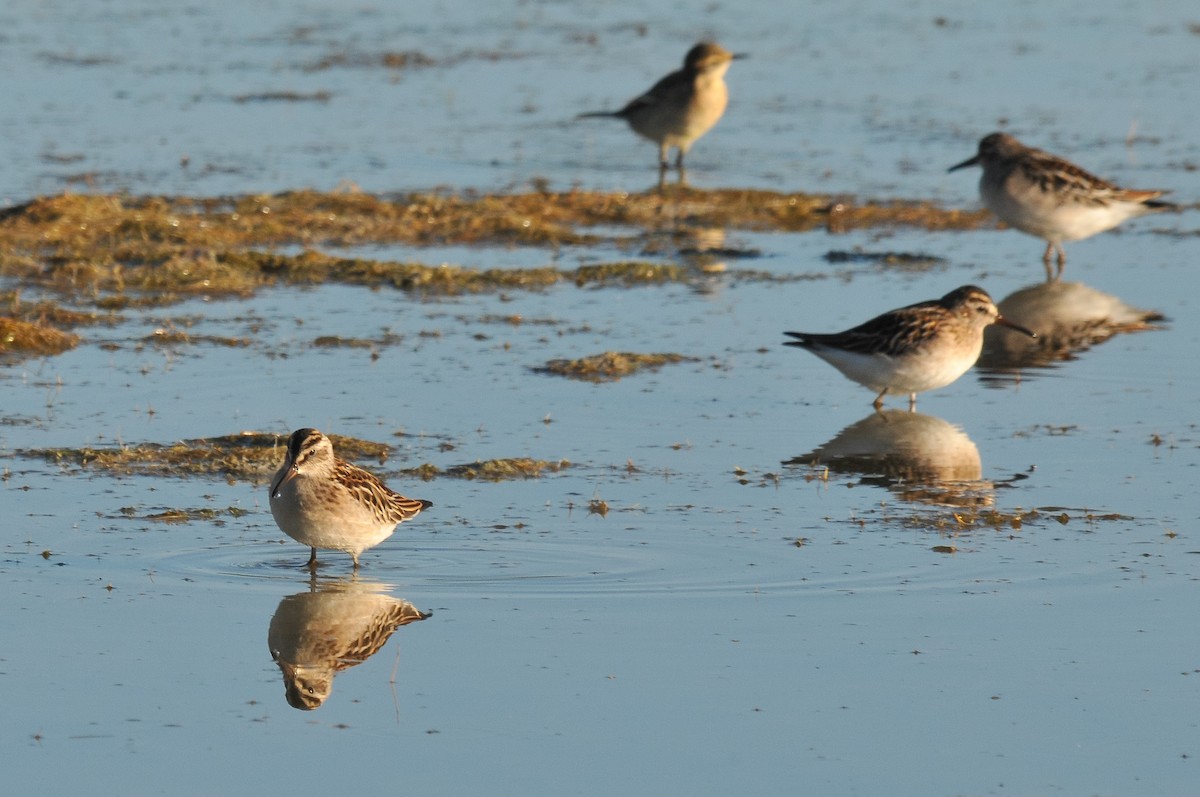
top-left (784, 285), bottom-right (1036, 410)
top-left (578, 42), bottom-right (743, 171)
top-left (950, 132), bottom-right (1174, 278)
top-left (269, 428), bottom-right (431, 568)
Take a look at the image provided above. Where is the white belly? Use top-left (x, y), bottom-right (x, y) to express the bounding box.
top-left (983, 177), bottom-right (1151, 243)
top-left (815, 344), bottom-right (980, 397)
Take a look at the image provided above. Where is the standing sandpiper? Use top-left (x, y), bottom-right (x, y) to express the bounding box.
top-left (269, 428), bottom-right (431, 569)
top-left (578, 42), bottom-right (744, 174)
top-left (950, 132), bottom-right (1175, 279)
top-left (784, 285), bottom-right (1036, 410)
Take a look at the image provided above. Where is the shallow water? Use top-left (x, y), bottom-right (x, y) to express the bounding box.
top-left (4, 2), bottom-right (1200, 796)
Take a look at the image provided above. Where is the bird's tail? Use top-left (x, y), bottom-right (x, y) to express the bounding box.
top-left (394, 497), bottom-right (432, 520)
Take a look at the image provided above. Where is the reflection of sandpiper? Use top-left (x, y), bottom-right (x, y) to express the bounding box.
top-left (978, 280), bottom-right (1165, 372)
top-left (268, 579), bottom-right (430, 710)
top-left (785, 409), bottom-right (992, 507)
top-left (677, 227), bottom-right (729, 274)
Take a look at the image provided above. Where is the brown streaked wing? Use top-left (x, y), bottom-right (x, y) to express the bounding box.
top-left (334, 461), bottom-right (402, 522)
top-left (336, 602), bottom-right (431, 669)
top-left (1021, 151), bottom-right (1123, 207)
top-left (822, 305), bottom-right (947, 357)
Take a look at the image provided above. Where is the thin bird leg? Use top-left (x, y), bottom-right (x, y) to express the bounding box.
top-left (908, 392), bottom-right (917, 412)
top-left (305, 547), bottom-right (318, 569)
top-left (873, 391), bottom-right (886, 410)
top-left (658, 143), bottom-right (671, 170)
top-left (1041, 243), bottom-right (1056, 281)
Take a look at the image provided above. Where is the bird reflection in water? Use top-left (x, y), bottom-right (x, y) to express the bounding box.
top-left (978, 280), bottom-right (1165, 375)
top-left (785, 410), bottom-right (993, 508)
top-left (268, 578), bottom-right (430, 710)
top-left (676, 226), bottom-right (731, 276)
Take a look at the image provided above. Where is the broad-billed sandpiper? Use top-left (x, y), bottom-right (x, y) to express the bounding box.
top-left (950, 132), bottom-right (1175, 278)
top-left (578, 42), bottom-right (744, 172)
top-left (784, 285), bottom-right (1035, 410)
top-left (269, 428), bottom-right (431, 568)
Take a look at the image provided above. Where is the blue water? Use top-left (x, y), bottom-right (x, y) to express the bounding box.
top-left (3, 2), bottom-right (1200, 796)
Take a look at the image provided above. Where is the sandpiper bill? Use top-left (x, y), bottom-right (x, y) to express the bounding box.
top-left (269, 428), bottom-right (431, 569)
top-left (950, 132), bottom-right (1175, 279)
top-left (578, 42), bottom-right (744, 173)
top-left (784, 285), bottom-right (1036, 410)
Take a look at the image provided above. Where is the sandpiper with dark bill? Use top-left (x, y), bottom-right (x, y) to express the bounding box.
top-left (269, 428), bottom-right (431, 569)
top-left (784, 285), bottom-right (1036, 410)
top-left (950, 132), bottom-right (1176, 279)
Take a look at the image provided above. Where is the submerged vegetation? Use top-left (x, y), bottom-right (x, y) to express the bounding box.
top-left (0, 189), bottom-right (990, 310)
top-left (0, 188), bottom-right (990, 360)
top-left (0, 316), bottom-right (80, 358)
top-left (21, 432), bottom-right (389, 482)
top-left (535, 351), bottom-right (698, 382)
top-left (121, 506), bottom-right (251, 524)
top-left (19, 432), bottom-right (568, 484)
top-left (0, 289), bottom-right (110, 359)
top-left (820, 504), bottom-right (1139, 545)
top-left (401, 458), bottom-right (571, 481)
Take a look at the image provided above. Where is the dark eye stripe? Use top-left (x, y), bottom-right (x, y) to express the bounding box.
top-left (289, 428), bottom-right (320, 461)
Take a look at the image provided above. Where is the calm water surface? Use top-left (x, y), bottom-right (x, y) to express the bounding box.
top-left (3, 2), bottom-right (1200, 795)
